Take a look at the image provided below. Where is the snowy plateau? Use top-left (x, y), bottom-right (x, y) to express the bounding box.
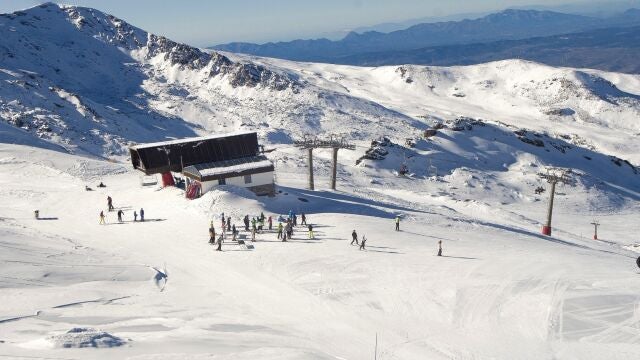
top-left (1, 3), bottom-right (640, 360)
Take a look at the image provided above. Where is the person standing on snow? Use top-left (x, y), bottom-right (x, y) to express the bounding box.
top-left (117, 209), bottom-right (124, 223)
top-left (437, 240), bottom-right (442, 256)
top-left (133, 211), bottom-right (138, 222)
top-left (227, 217), bottom-right (231, 232)
top-left (107, 196), bottom-right (113, 211)
top-left (140, 208), bottom-right (145, 222)
top-left (209, 225), bottom-right (216, 244)
top-left (268, 216), bottom-right (273, 231)
top-left (308, 224), bottom-right (314, 239)
top-left (395, 215), bottom-right (400, 231)
top-left (244, 215), bottom-right (250, 231)
top-left (351, 230), bottom-right (359, 245)
top-left (301, 212), bottom-right (307, 226)
top-left (251, 227), bottom-right (256, 242)
top-left (216, 234), bottom-right (223, 251)
top-left (251, 218), bottom-right (257, 233)
top-left (293, 214), bottom-right (297, 226)
top-left (232, 224), bottom-right (237, 241)
top-left (99, 211), bottom-right (106, 224)
top-left (277, 222), bottom-right (283, 240)
top-left (359, 236), bottom-right (367, 250)
top-left (286, 222), bottom-right (293, 240)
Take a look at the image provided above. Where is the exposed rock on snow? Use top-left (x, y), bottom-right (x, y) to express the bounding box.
top-left (48, 328), bottom-right (125, 348)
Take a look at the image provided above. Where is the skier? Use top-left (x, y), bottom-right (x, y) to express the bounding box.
top-left (216, 234), bottom-right (223, 251)
top-left (98, 182), bottom-right (106, 188)
top-left (437, 240), bottom-right (442, 256)
top-left (251, 227), bottom-right (256, 242)
top-left (209, 225), bottom-right (216, 244)
top-left (133, 211), bottom-right (138, 222)
top-left (227, 217), bottom-right (231, 232)
top-left (260, 212), bottom-right (265, 222)
top-left (286, 222), bottom-right (293, 240)
top-left (293, 214), bottom-right (297, 226)
top-left (258, 217), bottom-right (264, 232)
top-left (277, 222), bottom-right (283, 240)
top-left (251, 218), bottom-right (257, 233)
top-left (308, 224), bottom-right (314, 239)
top-left (268, 216), bottom-right (273, 230)
top-left (232, 224), bottom-right (237, 241)
top-left (395, 215), bottom-right (400, 231)
top-left (221, 217), bottom-right (226, 229)
top-left (359, 236), bottom-right (367, 250)
top-left (99, 211), bottom-right (106, 224)
top-left (140, 208), bottom-right (145, 222)
top-left (244, 215), bottom-right (250, 231)
top-left (107, 196), bottom-right (113, 211)
top-left (117, 209), bottom-right (124, 223)
top-left (301, 212), bottom-right (307, 225)
top-left (351, 230), bottom-right (359, 245)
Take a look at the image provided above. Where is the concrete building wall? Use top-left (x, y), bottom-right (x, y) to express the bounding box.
top-left (199, 171), bottom-right (274, 195)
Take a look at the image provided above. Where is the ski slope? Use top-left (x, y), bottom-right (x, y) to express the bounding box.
top-left (1, 141), bottom-right (639, 359)
top-left (1, 3), bottom-right (640, 359)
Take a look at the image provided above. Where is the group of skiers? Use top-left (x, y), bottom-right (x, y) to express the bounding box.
top-left (208, 210), bottom-right (316, 251)
top-left (204, 211), bottom-right (443, 255)
top-left (98, 195), bottom-right (144, 225)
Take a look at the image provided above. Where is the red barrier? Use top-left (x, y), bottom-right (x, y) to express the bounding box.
top-left (161, 172), bottom-right (175, 187)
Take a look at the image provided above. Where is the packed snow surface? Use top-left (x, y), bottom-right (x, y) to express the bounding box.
top-left (1, 3), bottom-right (640, 360)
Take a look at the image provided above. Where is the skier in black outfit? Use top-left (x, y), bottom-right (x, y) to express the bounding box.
top-left (107, 196), bottom-right (113, 211)
top-left (437, 240), bottom-right (442, 256)
top-left (244, 215), bottom-right (250, 231)
top-left (227, 217), bottom-right (231, 232)
top-left (351, 230), bottom-right (359, 245)
top-left (359, 236), bottom-right (367, 250)
top-left (216, 235), bottom-right (223, 251)
top-left (301, 212), bottom-right (306, 225)
top-left (117, 209), bottom-right (124, 222)
top-left (209, 226), bottom-right (216, 244)
top-left (140, 208), bottom-right (145, 222)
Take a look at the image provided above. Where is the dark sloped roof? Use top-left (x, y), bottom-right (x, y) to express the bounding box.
top-left (129, 132), bottom-right (259, 175)
top-left (183, 155), bottom-right (274, 182)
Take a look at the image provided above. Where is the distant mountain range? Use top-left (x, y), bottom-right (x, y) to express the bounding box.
top-left (212, 8), bottom-right (640, 72)
top-left (335, 26), bottom-right (640, 73)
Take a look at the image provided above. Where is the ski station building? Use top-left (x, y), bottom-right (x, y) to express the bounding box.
top-left (128, 131), bottom-right (275, 197)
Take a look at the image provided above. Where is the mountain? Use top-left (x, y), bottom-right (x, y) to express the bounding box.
top-left (334, 25), bottom-right (640, 73)
top-left (1, 3), bottom-right (640, 167)
top-left (212, 9), bottom-right (640, 63)
top-left (2, 4), bottom-right (640, 359)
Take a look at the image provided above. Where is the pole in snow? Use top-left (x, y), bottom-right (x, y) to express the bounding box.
top-left (590, 220), bottom-right (600, 240)
top-left (539, 168), bottom-right (572, 236)
top-left (294, 134), bottom-right (355, 191)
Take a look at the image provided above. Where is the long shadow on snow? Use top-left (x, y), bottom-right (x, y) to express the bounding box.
top-left (264, 186), bottom-right (428, 218)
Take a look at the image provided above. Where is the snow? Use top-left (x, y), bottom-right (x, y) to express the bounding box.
top-left (129, 130), bottom-right (255, 150)
top-left (186, 156), bottom-right (274, 178)
top-left (1, 3), bottom-right (640, 360)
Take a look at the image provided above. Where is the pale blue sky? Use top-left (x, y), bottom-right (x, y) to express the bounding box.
top-left (0, 0), bottom-right (626, 46)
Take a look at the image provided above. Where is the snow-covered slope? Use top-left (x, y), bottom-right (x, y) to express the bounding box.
top-left (1, 4), bottom-right (640, 359)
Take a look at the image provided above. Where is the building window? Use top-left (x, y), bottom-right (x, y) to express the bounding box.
top-left (218, 178), bottom-right (226, 185)
top-left (244, 174), bottom-right (252, 184)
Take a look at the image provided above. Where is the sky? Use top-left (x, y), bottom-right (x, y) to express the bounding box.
top-left (0, 0), bottom-right (632, 46)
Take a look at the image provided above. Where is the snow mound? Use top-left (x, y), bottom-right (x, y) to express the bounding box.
top-left (48, 327), bottom-right (125, 348)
